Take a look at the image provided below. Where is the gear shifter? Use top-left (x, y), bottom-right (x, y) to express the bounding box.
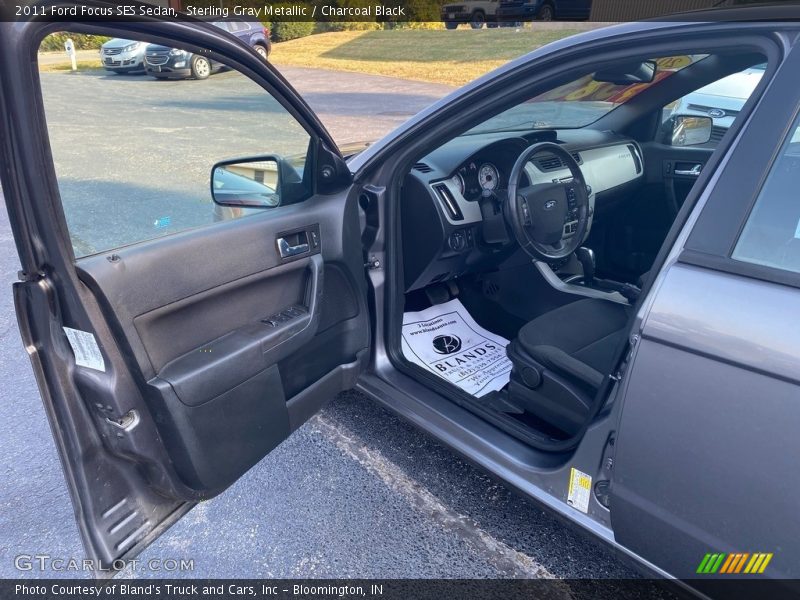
top-left (575, 247), bottom-right (596, 287)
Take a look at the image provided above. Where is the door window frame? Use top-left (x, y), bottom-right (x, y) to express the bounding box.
top-left (681, 38), bottom-right (800, 290)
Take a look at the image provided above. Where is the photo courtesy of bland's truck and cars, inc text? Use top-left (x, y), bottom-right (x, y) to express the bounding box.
top-left (0, 1), bottom-right (798, 599)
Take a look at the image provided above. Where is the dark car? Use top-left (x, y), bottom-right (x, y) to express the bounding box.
top-left (496, 0), bottom-right (591, 22)
top-left (144, 19), bottom-right (270, 80)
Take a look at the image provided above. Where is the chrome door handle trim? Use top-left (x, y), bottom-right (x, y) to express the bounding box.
top-left (277, 238), bottom-right (309, 258)
top-left (674, 164), bottom-right (702, 177)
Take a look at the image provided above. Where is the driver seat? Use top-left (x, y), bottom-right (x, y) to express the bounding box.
top-left (506, 298), bottom-right (632, 436)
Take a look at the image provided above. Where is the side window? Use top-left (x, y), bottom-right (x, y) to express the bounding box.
top-left (662, 63), bottom-right (766, 148)
top-left (732, 120), bottom-right (800, 274)
top-left (39, 33), bottom-right (311, 258)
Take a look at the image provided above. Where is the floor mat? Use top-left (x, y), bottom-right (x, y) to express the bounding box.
top-left (401, 299), bottom-right (512, 397)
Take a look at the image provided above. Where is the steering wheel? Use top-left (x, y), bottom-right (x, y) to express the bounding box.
top-left (506, 142), bottom-right (590, 261)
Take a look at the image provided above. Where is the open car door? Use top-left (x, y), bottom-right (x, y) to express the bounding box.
top-left (0, 4), bottom-right (370, 569)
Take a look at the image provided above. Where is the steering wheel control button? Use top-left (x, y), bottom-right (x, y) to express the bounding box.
top-left (520, 197), bottom-right (533, 226)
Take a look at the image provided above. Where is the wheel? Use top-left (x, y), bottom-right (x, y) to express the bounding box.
top-left (505, 142), bottom-right (590, 262)
top-left (538, 3), bottom-right (554, 21)
top-left (191, 56), bottom-right (211, 80)
top-left (470, 11), bottom-right (486, 28)
top-left (253, 44), bottom-right (268, 60)
top-left (445, 21), bottom-right (458, 30)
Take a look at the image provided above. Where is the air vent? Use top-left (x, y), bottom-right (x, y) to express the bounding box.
top-left (627, 144), bottom-right (642, 175)
top-left (413, 162), bottom-right (433, 173)
top-left (710, 126), bottom-right (727, 143)
top-left (571, 152), bottom-right (582, 165)
top-left (536, 155), bottom-right (563, 171)
top-left (432, 183), bottom-right (463, 221)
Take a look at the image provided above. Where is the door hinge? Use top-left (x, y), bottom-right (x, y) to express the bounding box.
top-left (610, 334), bottom-right (640, 382)
top-left (17, 270), bottom-right (45, 282)
top-left (365, 256), bottom-right (381, 270)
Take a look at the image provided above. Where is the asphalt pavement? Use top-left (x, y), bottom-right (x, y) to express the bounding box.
top-left (0, 65), bottom-right (642, 582)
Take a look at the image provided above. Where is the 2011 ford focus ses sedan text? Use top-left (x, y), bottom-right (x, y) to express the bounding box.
top-left (1, 2), bottom-right (799, 595)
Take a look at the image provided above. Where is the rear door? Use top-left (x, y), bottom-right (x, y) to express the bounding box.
top-left (0, 14), bottom-right (369, 568)
top-left (611, 38), bottom-right (800, 581)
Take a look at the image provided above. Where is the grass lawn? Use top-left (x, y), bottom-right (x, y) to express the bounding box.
top-left (270, 28), bottom-right (579, 86)
top-left (39, 59), bottom-right (102, 72)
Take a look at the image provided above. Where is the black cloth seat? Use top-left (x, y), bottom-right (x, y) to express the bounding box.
top-left (516, 298), bottom-right (632, 392)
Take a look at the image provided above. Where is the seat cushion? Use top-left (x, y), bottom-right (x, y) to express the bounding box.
top-left (517, 298), bottom-right (632, 389)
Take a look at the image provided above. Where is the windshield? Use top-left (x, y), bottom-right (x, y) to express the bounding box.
top-left (468, 55), bottom-right (708, 134)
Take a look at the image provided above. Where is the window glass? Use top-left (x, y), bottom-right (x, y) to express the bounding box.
top-left (39, 33), bottom-right (311, 258)
top-left (732, 121), bottom-right (800, 274)
top-left (663, 63), bottom-right (766, 148)
top-left (467, 55), bottom-right (708, 133)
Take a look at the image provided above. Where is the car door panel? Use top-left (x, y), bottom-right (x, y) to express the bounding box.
top-left (611, 264), bottom-right (800, 579)
top-left (1, 12), bottom-right (368, 570)
top-left (74, 193), bottom-right (367, 494)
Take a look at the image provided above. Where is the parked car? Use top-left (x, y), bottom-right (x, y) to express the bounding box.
top-left (5, 3), bottom-right (800, 593)
top-left (496, 0), bottom-right (592, 22)
top-left (144, 19), bottom-right (270, 80)
top-left (99, 38), bottom-right (146, 74)
top-left (670, 63), bottom-right (766, 145)
top-left (442, 0), bottom-right (500, 29)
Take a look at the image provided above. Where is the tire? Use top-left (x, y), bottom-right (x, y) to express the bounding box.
top-left (470, 11), bottom-right (485, 29)
top-left (445, 21), bottom-right (458, 30)
top-left (253, 44), bottom-right (269, 60)
top-left (538, 3), bottom-right (554, 21)
top-left (191, 56), bottom-right (211, 80)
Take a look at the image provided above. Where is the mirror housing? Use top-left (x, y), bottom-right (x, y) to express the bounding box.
top-left (593, 60), bottom-right (657, 85)
top-left (211, 156), bottom-right (282, 209)
top-left (670, 114), bottom-right (714, 147)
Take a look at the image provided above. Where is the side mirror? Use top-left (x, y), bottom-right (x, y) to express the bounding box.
top-left (211, 156), bottom-right (282, 208)
top-left (670, 115), bottom-right (713, 147)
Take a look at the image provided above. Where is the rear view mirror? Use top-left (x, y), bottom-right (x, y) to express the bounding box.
top-left (670, 115), bottom-right (713, 147)
top-left (211, 157), bottom-right (281, 208)
top-left (593, 60), bottom-right (657, 85)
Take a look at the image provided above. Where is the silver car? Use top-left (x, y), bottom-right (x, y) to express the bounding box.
top-left (99, 38), bottom-right (146, 74)
top-left (670, 63), bottom-right (766, 144)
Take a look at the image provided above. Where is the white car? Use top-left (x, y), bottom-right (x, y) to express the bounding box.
top-left (99, 38), bottom-right (147, 74)
top-left (442, 0), bottom-right (500, 28)
top-left (670, 63), bottom-right (765, 144)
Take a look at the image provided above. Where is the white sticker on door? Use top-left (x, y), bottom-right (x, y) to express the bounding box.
top-left (401, 299), bottom-right (512, 397)
top-left (63, 327), bottom-right (106, 372)
top-left (567, 467), bottom-right (592, 514)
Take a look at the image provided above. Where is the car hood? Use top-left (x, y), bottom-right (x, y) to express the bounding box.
top-left (102, 38), bottom-right (138, 49)
top-left (340, 140), bottom-right (373, 161)
top-left (692, 67), bottom-right (765, 100)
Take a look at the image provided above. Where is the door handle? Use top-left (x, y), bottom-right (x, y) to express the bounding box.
top-left (277, 237), bottom-right (309, 258)
top-left (674, 164), bottom-right (702, 177)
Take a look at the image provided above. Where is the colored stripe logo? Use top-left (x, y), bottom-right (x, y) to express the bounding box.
top-left (696, 552), bottom-right (773, 574)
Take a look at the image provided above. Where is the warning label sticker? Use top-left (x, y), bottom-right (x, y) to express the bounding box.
top-left (63, 327), bottom-right (106, 372)
top-left (401, 299), bottom-right (512, 397)
top-left (567, 467), bottom-right (592, 514)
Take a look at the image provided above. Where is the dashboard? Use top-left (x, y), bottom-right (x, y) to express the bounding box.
top-left (401, 129), bottom-right (645, 291)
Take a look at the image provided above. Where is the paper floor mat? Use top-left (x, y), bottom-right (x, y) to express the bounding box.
top-left (401, 299), bottom-right (512, 398)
